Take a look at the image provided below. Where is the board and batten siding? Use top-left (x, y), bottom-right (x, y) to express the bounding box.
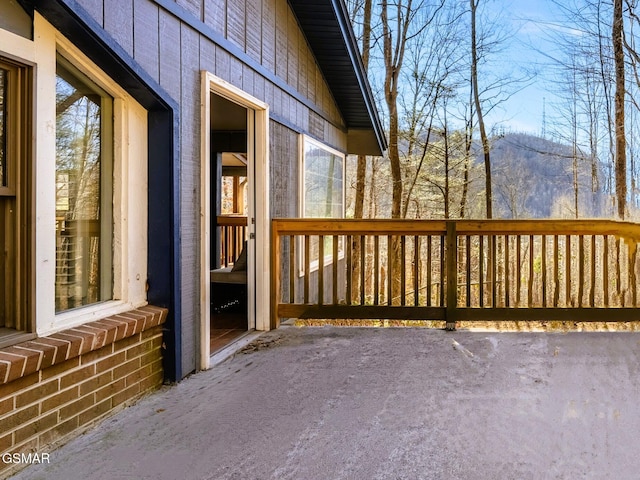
top-left (72, 0), bottom-right (349, 376)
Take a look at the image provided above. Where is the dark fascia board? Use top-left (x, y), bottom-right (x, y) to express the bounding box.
top-left (289, 0), bottom-right (387, 154)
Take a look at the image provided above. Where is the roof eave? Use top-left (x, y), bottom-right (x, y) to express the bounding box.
top-left (289, 0), bottom-right (387, 156)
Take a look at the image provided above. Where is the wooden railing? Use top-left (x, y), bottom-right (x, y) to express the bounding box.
top-left (218, 215), bottom-right (247, 267)
top-left (271, 219), bottom-right (640, 329)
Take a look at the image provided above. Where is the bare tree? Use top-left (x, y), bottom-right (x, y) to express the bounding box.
top-left (346, 0), bottom-right (374, 301)
top-left (470, 0), bottom-right (492, 218)
top-left (613, 0), bottom-right (627, 218)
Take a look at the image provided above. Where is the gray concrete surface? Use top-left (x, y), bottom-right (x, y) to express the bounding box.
top-left (11, 326), bottom-right (640, 480)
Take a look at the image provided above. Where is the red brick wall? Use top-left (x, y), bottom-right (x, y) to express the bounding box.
top-left (0, 306), bottom-right (167, 478)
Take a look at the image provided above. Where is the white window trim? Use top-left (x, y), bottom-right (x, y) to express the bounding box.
top-left (21, 13), bottom-right (148, 335)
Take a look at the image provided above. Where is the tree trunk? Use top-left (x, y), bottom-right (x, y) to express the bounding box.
top-left (349, 0), bottom-right (372, 302)
top-left (470, 0), bottom-right (492, 219)
top-left (353, 0), bottom-right (372, 222)
top-left (613, 0), bottom-right (627, 219)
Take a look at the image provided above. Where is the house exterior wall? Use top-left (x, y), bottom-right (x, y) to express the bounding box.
top-left (72, 0), bottom-right (350, 375)
top-left (0, 0), bottom-right (356, 471)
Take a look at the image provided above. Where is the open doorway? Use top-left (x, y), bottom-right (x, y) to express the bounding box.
top-left (210, 152), bottom-right (249, 352)
top-left (200, 73), bottom-right (270, 369)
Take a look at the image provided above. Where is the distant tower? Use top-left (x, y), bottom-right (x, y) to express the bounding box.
top-left (542, 97), bottom-right (546, 138)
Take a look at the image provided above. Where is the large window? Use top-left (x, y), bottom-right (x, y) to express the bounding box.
top-left (55, 55), bottom-right (113, 312)
top-left (0, 56), bottom-right (32, 345)
top-left (300, 136), bottom-right (345, 273)
top-left (0, 13), bottom-right (149, 342)
top-left (302, 136), bottom-right (344, 219)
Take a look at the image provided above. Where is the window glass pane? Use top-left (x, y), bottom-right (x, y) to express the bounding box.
top-left (303, 141), bottom-right (343, 218)
top-left (0, 67), bottom-right (6, 188)
top-left (55, 59), bottom-right (112, 312)
top-left (302, 138), bottom-right (345, 270)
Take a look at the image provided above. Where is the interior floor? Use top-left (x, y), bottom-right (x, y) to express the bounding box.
top-left (210, 308), bottom-right (248, 354)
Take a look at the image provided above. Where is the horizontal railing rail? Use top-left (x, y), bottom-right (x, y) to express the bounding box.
top-left (271, 219), bottom-right (640, 329)
top-left (218, 215), bottom-right (247, 267)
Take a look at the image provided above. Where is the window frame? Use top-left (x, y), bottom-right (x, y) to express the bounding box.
top-left (45, 22), bottom-right (148, 333)
top-left (0, 53), bottom-right (35, 347)
top-left (54, 54), bottom-right (115, 312)
top-left (0, 13), bottom-right (149, 342)
top-left (299, 135), bottom-right (346, 275)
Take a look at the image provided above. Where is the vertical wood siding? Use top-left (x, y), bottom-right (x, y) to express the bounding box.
top-left (104, 0), bottom-right (133, 55)
top-left (261, 0), bottom-right (276, 72)
top-left (270, 122), bottom-right (300, 219)
top-left (177, 0), bottom-right (203, 20)
top-left (81, 0), bottom-right (103, 25)
top-left (73, 0), bottom-right (349, 376)
top-left (226, 0), bottom-right (245, 50)
top-left (179, 23), bottom-right (202, 371)
top-left (203, 0), bottom-right (226, 35)
top-left (158, 10), bottom-right (181, 101)
top-left (245, 1), bottom-right (261, 63)
top-left (134, 1), bottom-right (160, 82)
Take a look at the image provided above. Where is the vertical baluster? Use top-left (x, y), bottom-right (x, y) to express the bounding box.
top-left (516, 236), bottom-right (521, 307)
top-left (318, 235), bottom-right (324, 305)
top-left (445, 222), bottom-right (457, 330)
top-left (479, 235), bottom-right (484, 307)
top-left (374, 236), bottom-right (380, 305)
top-left (346, 235), bottom-right (352, 306)
top-left (603, 235), bottom-right (609, 307)
top-left (630, 242), bottom-right (638, 306)
top-left (528, 235), bottom-right (534, 307)
top-left (360, 235), bottom-right (366, 305)
top-left (466, 235), bottom-right (471, 307)
top-left (333, 235), bottom-right (339, 305)
top-left (304, 235), bottom-right (310, 304)
top-left (541, 235), bottom-right (547, 307)
top-left (289, 235), bottom-right (295, 304)
top-left (414, 235), bottom-right (420, 306)
top-left (401, 236), bottom-right (407, 306)
top-left (427, 236), bottom-right (432, 307)
top-left (505, 235), bottom-right (510, 308)
top-left (590, 235), bottom-right (596, 307)
top-left (491, 236), bottom-right (497, 308)
top-left (553, 235), bottom-right (559, 307)
top-left (440, 235), bottom-right (445, 307)
top-left (565, 235), bottom-right (571, 306)
top-left (387, 235), bottom-right (393, 306)
top-left (616, 238), bottom-right (621, 302)
top-left (578, 235), bottom-right (584, 307)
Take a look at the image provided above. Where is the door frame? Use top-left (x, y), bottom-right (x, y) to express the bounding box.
top-left (200, 72), bottom-right (270, 370)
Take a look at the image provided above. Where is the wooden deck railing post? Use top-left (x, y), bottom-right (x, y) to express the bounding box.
top-left (445, 221), bottom-right (457, 331)
top-left (270, 221), bottom-right (280, 329)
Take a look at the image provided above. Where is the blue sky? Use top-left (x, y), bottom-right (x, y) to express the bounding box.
top-left (485, 0), bottom-right (567, 134)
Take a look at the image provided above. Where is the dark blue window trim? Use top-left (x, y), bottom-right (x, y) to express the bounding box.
top-left (20, 0), bottom-right (183, 382)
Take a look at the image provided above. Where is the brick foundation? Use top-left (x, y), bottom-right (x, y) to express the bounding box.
top-left (0, 305), bottom-right (167, 478)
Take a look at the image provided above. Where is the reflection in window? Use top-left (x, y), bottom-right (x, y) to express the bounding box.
top-left (303, 139), bottom-right (344, 219)
top-left (55, 57), bottom-right (113, 312)
top-left (301, 137), bottom-right (345, 272)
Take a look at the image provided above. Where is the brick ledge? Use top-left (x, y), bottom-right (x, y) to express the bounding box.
top-left (0, 305), bottom-right (167, 385)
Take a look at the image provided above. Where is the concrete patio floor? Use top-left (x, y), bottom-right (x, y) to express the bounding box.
top-left (11, 325), bottom-right (640, 480)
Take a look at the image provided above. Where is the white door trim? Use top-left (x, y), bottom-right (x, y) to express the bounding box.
top-left (200, 72), bottom-right (270, 370)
